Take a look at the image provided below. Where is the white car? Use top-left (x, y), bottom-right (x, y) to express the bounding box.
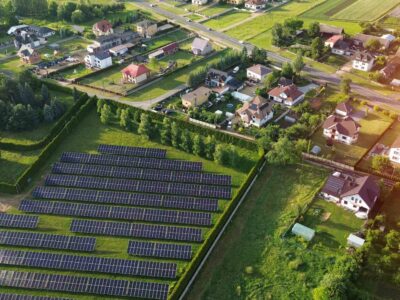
top-left (233, 66), bottom-right (240, 73)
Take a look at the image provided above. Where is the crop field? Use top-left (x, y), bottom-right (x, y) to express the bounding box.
top-left (0, 109), bottom-right (258, 299)
top-left (202, 11), bottom-right (251, 30)
top-left (200, 3), bottom-right (232, 17)
top-left (300, 0), bottom-right (358, 19)
top-left (332, 0), bottom-right (400, 21)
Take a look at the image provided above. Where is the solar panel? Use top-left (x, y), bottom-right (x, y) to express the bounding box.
top-left (0, 294), bottom-right (70, 300)
top-left (98, 144), bottom-right (167, 158)
top-left (0, 213), bottom-right (38, 229)
top-left (0, 231), bottom-right (96, 252)
top-left (33, 186), bottom-right (219, 212)
top-left (60, 152), bottom-right (202, 172)
top-left (52, 162), bottom-right (231, 186)
top-left (128, 241), bottom-right (192, 260)
top-left (20, 200), bottom-right (212, 227)
top-left (0, 270), bottom-right (169, 299)
top-left (0, 249), bottom-right (177, 279)
top-left (71, 219), bottom-right (203, 243)
top-left (45, 174), bottom-right (232, 199)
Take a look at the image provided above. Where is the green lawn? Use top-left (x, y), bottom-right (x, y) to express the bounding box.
top-left (200, 3), bottom-right (232, 17)
top-left (300, 0), bottom-right (358, 19)
top-left (187, 164), bottom-right (334, 299)
top-left (202, 11), bottom-right (251, 30)
top-left (332, 0), bottom-right (400, 21)
top-left (142, 29), bottom-right (190, 53)
top-left (57, 64), bottom-right (93, 80)
top-left (0, 57), bottom-right (32, 76)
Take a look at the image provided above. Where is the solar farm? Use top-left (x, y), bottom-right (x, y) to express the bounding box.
top-left (0, 144), bottom-right (234, 300)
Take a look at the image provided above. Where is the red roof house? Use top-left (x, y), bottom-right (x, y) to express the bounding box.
top-left (267, 84), bottom-right (304, 106)
top-left (92, 20), bottom-right (113, 36)
top-left (122, 64), bottom-right (151, 84)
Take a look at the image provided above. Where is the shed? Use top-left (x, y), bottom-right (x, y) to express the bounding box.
top-left (347, 234), bottom-right (365, 248)
top-left (291, 223), bottom-right (315, 241)
top-left (231, 91), bottom-right (252, 103)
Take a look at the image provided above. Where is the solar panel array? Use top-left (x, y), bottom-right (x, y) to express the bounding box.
top-left (0, 231), bottom-right (95, 252)
top-left (98, 144), bottom-right (167, 158)
top-left (0, 214), bottom-right (38, 229)
top-left (0, 271), bottom-right (169, 299)
top-left (20, 200), bottom-right (212, 227)
top-left (128, 241), bottom-right (192, 260)
top-left (45, 174), bottom-right (231, 199)
top-left (52, 162), bottom-right (231, 186)
top-left (61, 152), bottom-right (202, 172)
top-left (0, 294), bottom-right (70, 300)
top-left (0, 249), bottom-right (177, 279)
top-left (33, 186), bottom-right (219, 212)
top-left (71, 219), bottom-right (203, 242)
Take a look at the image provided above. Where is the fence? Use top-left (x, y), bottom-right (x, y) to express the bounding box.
top-left (302, 153), bottom-right (355, 171)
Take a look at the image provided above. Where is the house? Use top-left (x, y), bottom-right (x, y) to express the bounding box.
top-left (181, 86), bottom-right (212, 108)
top-left (17, 45), bottom-right (41, 64)
top-left (267, 84), bottom-right (304, 106)
top-left (192, 0), bottom-right (208, 5)
top-left (352, 51), bottom-right (374, 72)
top-left (13, 32), bottom-right (42, 49)
top-left (335, 101), bottom-right (353, 117)
top-left (380, 57), bottom-right (400, 80)
top-left (87, 31), bottom-right (140, 53)
top-left (84, 52), bottom-right (112, 69)
top-left (137, 20), bottom-right (157, 38)
top-left (246, 64), bottom-right (272, 82)
top-left (7, 25), bottom-right (29, 35)
top-left (324, 35), bottom-right (343, 48)
top-left (319, 24), bottom-right (344, 37)
top-left (28, 26), bottom-right (55, 38)
top-left (323, 115), bottom-right (360, 144)
top-left (92, 20), bottom-right (114, 37)
top-left (278, 77), bottom-right (293, 87)
top-left (353, 33), bottom-right (391, 50)
top-left (236, 95), bottom-right (274, 127)
top-left (388, 137), bottom-right (400, 164)
top-left (121, 64), bottom-right (151, 84)
top-left (191, 38), bottom-right (213, 56)
top-left (245, 0), bottom-right (266, 11)
top-left (381, 34), bottom-right (396, 43)
top-left (320, 171), bottom-right (380, 218)
top-left (205, 68), bottom-right (229, 88)
top-left (226, 0), bottom-right (244, 4)
top-left (149, 42), bottom-right (179, 60)
top-left (332, 39), bottom-right (352, 56)
top-left (109, 43), bottom-right (134, 57)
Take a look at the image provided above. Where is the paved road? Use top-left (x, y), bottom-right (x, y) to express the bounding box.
top-left (134, 0), bottom-right (400, 110)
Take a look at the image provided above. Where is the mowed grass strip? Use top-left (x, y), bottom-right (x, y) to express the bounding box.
top-left (202, 11), bottom-right (250, 30)
top-left (332, 0), bottom-right (400, 21)
top-left (300, 0), bottom-right (358, 19)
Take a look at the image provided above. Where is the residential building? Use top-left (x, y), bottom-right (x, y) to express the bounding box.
top-left (87, 31), bottom-right (140, 53)
top-left (28, 26), bottom-right (55, 38)
top-left (7, 25), bottom-right (30, 35)
top-left (121, 64), bottom-right (151, 84)
top-left (191, 38), bottom-right (213, 56)
top-left (245, 0), bottom-right (266, 11)
top-left (320, 171), bottom-right (380, 218)
top-left (352, 51), bottom-right (374, 72)
top-left (205, 68), bottom-right (229, 88)
top-left (181, 86), bottom-right (212, 108)
top-left (323, 115), bottom-right (360, 144)
top-left (84, 52), bottom-right (112, 69)
top-left (226, 0), bottom-right (244, 5)
top-left (353, 33), bottom-right (390, 50)
top-left (13, 32), bottom-right (42, 49)
top-left (236, 95), bottom-right (274, 127)
top-left (324, 34), bottom-right (343, 48)
top-left (109, 43), bottom-right (134, 57)
top-left (335, 101), bottom-right (353, 117)
top-left (388, 137), bottom-right (400, 164)
top-left (137, 20), bottom-right (158, 38)
top-left (92, 20), bottom-right (114, 37)
top-left (192, 0), bottom-right (208, 5)
top-left (17, 45), bottom-right (41, 64)
top-left (332, 39), bottom-right (352, 56)
top-left (319, 24), bottom-right (344, 37)
top-left (267, 84), bottom-right (304, 106)
top-left (380, 57), bottom-right (400, 80)
top-left (246, 64), bottom-right (272, 82)
top-left (149, 42), bottom-right (179, 60)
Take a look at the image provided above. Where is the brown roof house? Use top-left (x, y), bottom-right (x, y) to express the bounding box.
top-left (319, 24), bottom-right (344, 37)
top-left (320, 171), bottom-right (380, 218)
top-left (335, 101), bottom-right (353, 117)
top-left (236, 95), bottom-right (274, 127)
top-left (181, 86), bottom-right (212, 109)
top-left (267, 84), bottom-right (304, 106)
top-left (121, 64), bottom-right (151, 84)
top-left (246, 64), bottom-right (272, 82)
top-left (323, 115), bottom-right (360, 144)
top-left (92, 20), bottom-right (113, 37)
top-left (17, 45), bottom-right (41, 64)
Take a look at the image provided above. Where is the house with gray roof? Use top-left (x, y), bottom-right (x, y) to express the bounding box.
top-left (191, 38), bottom-right (212, 56)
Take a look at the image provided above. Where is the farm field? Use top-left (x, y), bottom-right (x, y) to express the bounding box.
top-left (202, 11), bottom-right (251, 30)
top-left (332, 0), bottom-right (400, 21)
top-left (200, 3), bottom-right (232, 17)
top-left (0, 109), bottom-right (259, 299)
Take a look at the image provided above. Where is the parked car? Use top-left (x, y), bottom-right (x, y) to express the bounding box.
top-left (233, 66), bottom-right (240, 73)
top-left (162, 108), bottom-right (174, 115)
top-left (154, 104), bottom-right (163, 111)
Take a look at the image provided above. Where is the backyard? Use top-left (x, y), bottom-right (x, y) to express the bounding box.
top-left (202, 11), bottom-right (251, 30)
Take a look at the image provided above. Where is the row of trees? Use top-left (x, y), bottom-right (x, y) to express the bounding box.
top-left (272, 19), bottom-right (319, 47)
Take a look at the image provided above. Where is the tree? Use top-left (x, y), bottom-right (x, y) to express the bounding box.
top-left (171, 122), bottom-right (181, 148)
top-left (311, 37), bottom-right (324, 59)
top-left (96, 99), bottom-right (105, 114)
top-left (365, 39), bottom-right (381, 52)
top-left (193, 134), bottom-right (204, 157)
top-left (308, 22), bottom-right (320, 38)
top-left (41, 84), bottom-right (50, 105)
top-left (271, 23), bottom-right (285, 47)
top-left (266, 137), bottom-right (301, 165)
top-left (214, 144), bottom-right (228, 165)
top-left (281, 62), bottom-right (294, 80)
top-left (160, 117), bottom-right (172, 145)
top-left (48, 1), bottom-right (58, 18)
top-left (257, 124), bottom-right (280, 151)
top-left (119, 109), bottom-right (130, 130)
top-left (205, 135), bottom-right (216, 160)
top-left (263, 70), bottom-right (281, 89)
top-left (100, 104), bottom-right (112, 124)
top-left (180, 130), bottom-right (192, 153)
top-left (240, 47), bottom-right (249, 65)
top-left (292, 52), bottom-right (305, 76)
top-left (72, 87), bottom-right (79, 102)
top-left (138, 113), bottom-right (151, 139)
top-left (371, 155), bottom-right (391, 172)
top-left (340, 78), bottom-right (352, 95)
top-left (229, 145), bottom-right (238, 167)
top-left (43, 104), bottom-right (54, 122)
top-left (71, 9), bottom-right (85, 23)
top-left (283, 18), bottom-right (304, 36)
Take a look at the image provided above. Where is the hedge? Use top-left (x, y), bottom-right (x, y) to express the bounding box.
top-left (0, 96), bottom-right (95, 194)
top-left (0, 83), bottom-right (89, 152)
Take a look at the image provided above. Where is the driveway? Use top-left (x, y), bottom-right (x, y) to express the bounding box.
top-left (299, 83), bottom-right (318, 94)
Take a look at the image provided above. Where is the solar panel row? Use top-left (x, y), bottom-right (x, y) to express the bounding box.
top-left (0, 294), bottom-right (70, 300)
top-left (128, 241), bottom-right (192, 260)
top-left (45, 174), bottom-right (231, 199)
top-left (61, 152), bottom-right (202, 172)
top-left (0, 231), bottom-right (95, 252)
top-left (98, 144), bottom-right (167, 158)
top-left (0, 249), bottom-right (176, 279)
top-left (20, 200), bottom-right (212, 227)
top-left (0, 270), bottom-right (169, 299)
top-left (0, 214), bottom-right (38, 229)
top-left (33, 186), bottom-right (219, 212)
top-left (71, 219), bottom-right (203, 243)
top-left (53, 162), bottom-right (231, 186)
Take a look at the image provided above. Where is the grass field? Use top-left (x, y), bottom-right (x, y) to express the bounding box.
top-left (332, 0), bottom-right (400, 21)
top-left (143, 29), bottom-right (190, 53)
top-left (0, 108), bottom-right (258, 299)
top-left (200, 3), bottom-right (232, 17)
top-left (202, 11), bottom-right (251, 30)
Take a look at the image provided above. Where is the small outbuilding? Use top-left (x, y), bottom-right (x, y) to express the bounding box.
top-left (291, 223), bottom-right (315, 241)
top-left (347, 234), bottom-right (365, 248)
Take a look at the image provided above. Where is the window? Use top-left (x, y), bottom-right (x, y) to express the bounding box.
top-left (344, 201), bottom-right (348, 205)
top-left (353, 205), bottom-right (357, 208)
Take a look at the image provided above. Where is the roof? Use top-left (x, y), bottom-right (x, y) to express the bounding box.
top-left (137, 20), bottom-right (156, 28)
top-left (7, 25), bottom-right (29, 35)
top-left (319, 24), bottom-right (343, 35)
top-left (381, 34), bottom-right (396, 42)
top-left (109, 43), bottom-right (134, 53)
top-left (29, 25), bottom-right (55, 35)
top-left (336, 101), bottom-right (353, 113)
top-left (162, 42), bottom-right (178, 53)
top-left (236, 95), bottom-right (273, 123)
top-left (93, 51), bottom-right (111, 60)
top-left (353, 33), bottom-right (390, 49)
top-left (391, 136), bottom-right (400, 149)
top-left (226, 77), bottom-right (243, 90)
top-left (291, 223), bottom-right (315, 241)
top-left (323, 115), bottom-right (360, 137)
top-left (247, 64), bottom-right (272, 76)
top-left (278, 77), bottom-right (293, 87)
top-left (181, 86), bottom-right (212, 102)
top-left (192, 38), bottom-right (210, 51)
top-left (380, 57), bottom-right (400, 78)
top-left (325, 34), bottom-right (343, 45)
top-left (121, 64), bottom-right (150, 77)
top-left (18, 45), bottom-right (36, 57)
top-left (334, 39), bottom-right (351, 50)
top-left (93, 20), bottom-right (113, 33)
top-left (267, 84), bottom-right (304, 103)
top-left (246, 0), bottom-right (265, 5)
top-left (347, 234), bottom-right (365, 248)
top-left (353, 51), bottom-right (374, 62)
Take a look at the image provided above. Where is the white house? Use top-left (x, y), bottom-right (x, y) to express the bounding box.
top-left (192, 38), bottom-right (213, 56)
top-left (236, 95), bottom-right (274, 127)
top-left (323, 115), bottom-right (360, 144)
top-left (84, 52), bottom-right (112, 69)
top-left (388, 136), bottom-right (400, 164)
top-left (245, 0), bottom-right (266, 11)
top-left (335, 101), bottom-right (353, 117)
top-left (246, 64), bottom-right (272, 82)
top-left (321, 171), bottom-right (380, 218)
top-left (352, 51), bottom-right (374, 72)
top-left (267, 84), bottom-right (304, 106)
top-left (192, 0), bottom-right (208, 5)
